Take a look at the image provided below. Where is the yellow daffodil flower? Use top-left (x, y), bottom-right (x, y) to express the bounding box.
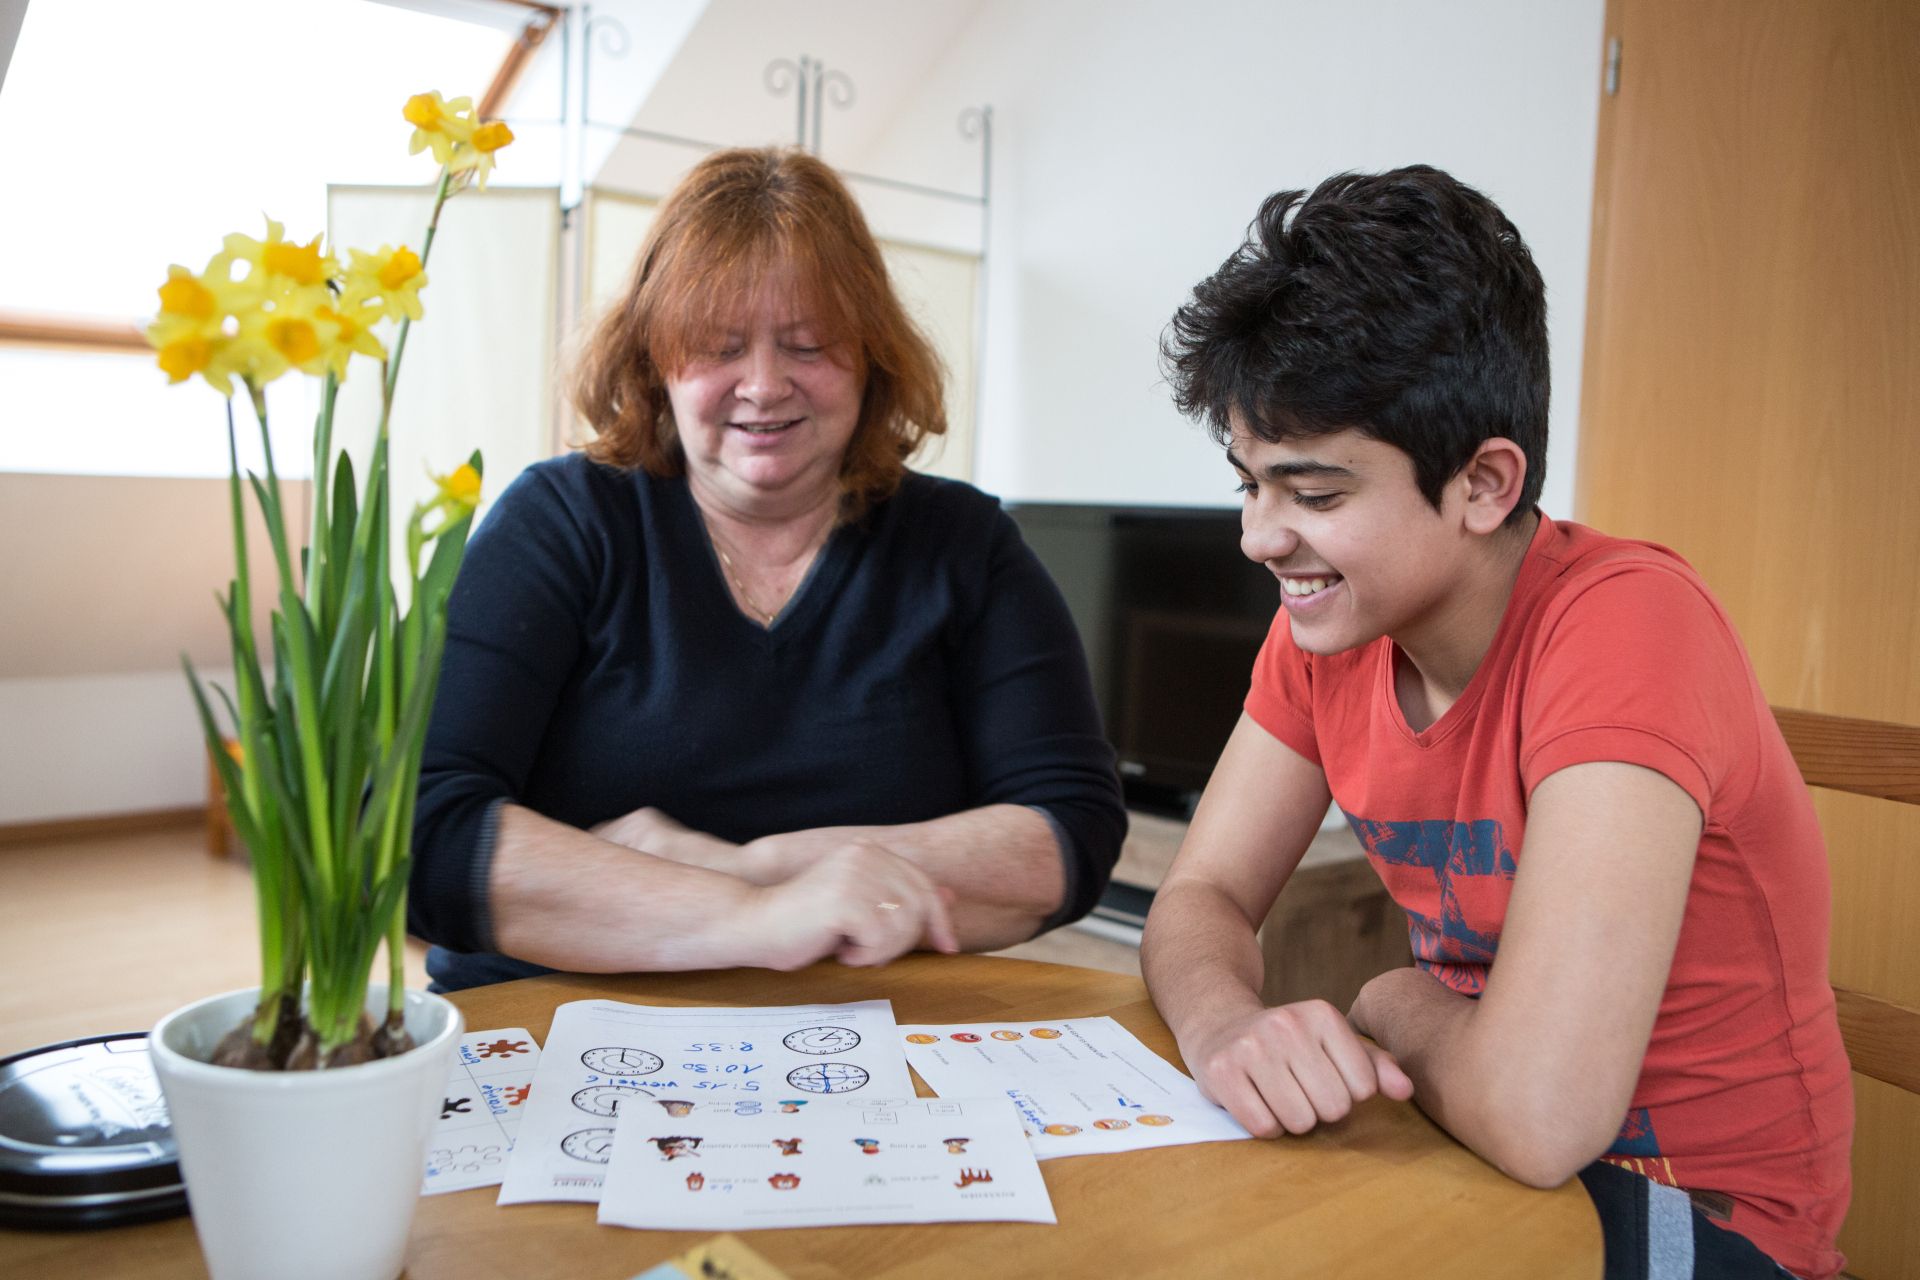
top-left (434, 462), bottom-right (482, 512)
top-left (404, 91), bottom-right (474, 166)
top-left (314, 302), bottom-right (389, 379)
top-left (222, 218), bottom-right (339, 292)
top-left (157, 265), bottom-right (218, 322)
top-left (147, 263), bottom-right (245, 395)
top-left (447, 118), bottom-right (514, 191)
top-left (342, 245), bottom-right (427, 323)
top-left (221, 279), bottom-right (336, 387)
top-left (409, 459), bottom-right (484, 576)
top-left (154, 333), bottom-right (215, 383)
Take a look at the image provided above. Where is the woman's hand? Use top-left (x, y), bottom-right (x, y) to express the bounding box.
top-left (737, 840), bottom-right (961, 971)
top-left (591, 807), bottom-right (738, 872)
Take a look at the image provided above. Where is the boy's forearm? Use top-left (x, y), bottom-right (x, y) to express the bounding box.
top-left (1353, 966), bottom-right (1593, 1188)
top-left (1351, 967), bottom-right (1476, 1107)
top-left (1141, 880), bottom-right (1270, 1045)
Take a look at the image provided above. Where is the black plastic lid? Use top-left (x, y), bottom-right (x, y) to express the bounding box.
top-left (0, 1033), bottom-right (187, 1231)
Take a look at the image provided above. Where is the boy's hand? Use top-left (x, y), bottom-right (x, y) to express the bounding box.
top-left (1182, 1000), bottom-right (1414, 1137)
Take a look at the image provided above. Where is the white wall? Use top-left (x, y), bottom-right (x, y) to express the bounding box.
top-left (0, 1), bottom-right (1607, 826)
top-left (851, 0), bottom-right (1606, 514)
top-left (0, 672), bottom-right (231, 824)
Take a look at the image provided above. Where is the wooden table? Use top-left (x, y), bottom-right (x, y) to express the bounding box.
top-left (1, 955), bottom-right (1600, 1278)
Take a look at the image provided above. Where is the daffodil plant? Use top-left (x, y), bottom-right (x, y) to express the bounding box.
top-left (150, 93), bottom-right (511, 1069)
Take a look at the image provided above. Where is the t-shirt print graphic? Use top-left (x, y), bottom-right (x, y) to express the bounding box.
top-left (1343, 815), bottom-right (1518, 996)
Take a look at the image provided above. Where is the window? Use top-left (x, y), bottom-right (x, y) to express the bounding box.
top-left (0, 0), bottom-right (513, 476)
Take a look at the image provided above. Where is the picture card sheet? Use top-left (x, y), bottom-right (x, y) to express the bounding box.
top-left (497, 1000), bottom-right (913, 1204)
top-left (421, 1026), bottom-right (542, 1195)
top-left (898, 1017), bottom-right (1251, 1159)
top-left (599, 1095), bottom-right (1054, 1230)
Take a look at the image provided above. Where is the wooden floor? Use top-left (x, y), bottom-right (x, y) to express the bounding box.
top-left (0, 820), bottom-right (430, 1060)
top-left (0, 819), bottom-right (1134, 1061)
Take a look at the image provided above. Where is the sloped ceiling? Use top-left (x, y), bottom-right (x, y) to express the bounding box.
top-left (589, 0), bottom-right (987, 199)
top-left (0, 0), bottom-right (24, 96)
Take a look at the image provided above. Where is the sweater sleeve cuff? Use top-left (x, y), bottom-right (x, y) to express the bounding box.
top-left (1026, 803), bottom-right (1091, 933)
top-left (467, 797), bottom-right (507, 955)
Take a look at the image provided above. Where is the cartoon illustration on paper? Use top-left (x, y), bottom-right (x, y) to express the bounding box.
top-left (496, 999), bottom-right (917, 1208)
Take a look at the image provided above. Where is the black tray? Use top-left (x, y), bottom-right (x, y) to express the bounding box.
top-left (0, 1032), bottom-right (187, 1230)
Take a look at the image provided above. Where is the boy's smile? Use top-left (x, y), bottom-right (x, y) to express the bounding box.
top-left (1229, 424), bottom-right (1443, 654)
top-left (1227, 424), bottom-right (1533, 715)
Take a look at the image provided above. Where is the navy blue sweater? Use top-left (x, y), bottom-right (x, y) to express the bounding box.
top-left (409, 454), bottom-right (1125, 989)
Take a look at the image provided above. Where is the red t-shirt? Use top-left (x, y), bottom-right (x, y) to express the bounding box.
top-left (1245, 515), bottom-right (1852, 1279)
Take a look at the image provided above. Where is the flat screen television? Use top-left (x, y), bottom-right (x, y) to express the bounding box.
top-left (1005, 502), bottom-right (1279, 816)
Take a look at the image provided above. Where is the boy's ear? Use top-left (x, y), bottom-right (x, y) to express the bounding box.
top-left (1459, 438), bottom-right (1528, 535)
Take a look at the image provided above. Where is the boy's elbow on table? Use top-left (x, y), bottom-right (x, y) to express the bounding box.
top-left (1468, 1084), bottom-right (1620, 1191)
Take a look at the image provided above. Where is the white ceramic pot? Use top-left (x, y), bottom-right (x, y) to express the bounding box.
top-left (149, 985), bottom-right (462, 1280)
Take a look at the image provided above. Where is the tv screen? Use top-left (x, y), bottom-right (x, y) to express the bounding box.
top-left (1006, 502), bottom-right (1279, 813)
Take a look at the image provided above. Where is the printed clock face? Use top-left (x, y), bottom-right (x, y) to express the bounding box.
top-left (572, 1084), bottom-right (647, 1117)
top-left (560, 1127), bottom-right (616, 1163)
top-left (786, 1062), bottom-right (870, 1094)
top-left (581, 1047), bottom-right (662, 1077)
top-left (783, 1026), bottom-right (861, 1055)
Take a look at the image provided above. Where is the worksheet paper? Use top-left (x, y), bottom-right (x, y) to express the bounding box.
top-left (421, 1025), bottom-right (542, 1195)
top-left (598, 1095), bottom-right (1055, 1230)
top-left (497, 1000), bottom-right (912, 1204)
top-left (897, 1017), bottom-right (1252, 1159)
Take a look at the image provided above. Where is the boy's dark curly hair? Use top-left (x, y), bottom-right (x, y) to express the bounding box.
top-left (1161, 165), bottom-right (1548, 525)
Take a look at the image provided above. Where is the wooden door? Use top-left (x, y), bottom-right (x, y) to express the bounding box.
top-left (1577, 2), bottom-right (1920, 1273)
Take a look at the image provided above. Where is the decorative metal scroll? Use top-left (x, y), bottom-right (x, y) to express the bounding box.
top-left (763, 55), bottom-right (856, 154)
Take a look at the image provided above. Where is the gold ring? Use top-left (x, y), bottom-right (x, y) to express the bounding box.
top-left (875, 901), bottom-right (901, 911)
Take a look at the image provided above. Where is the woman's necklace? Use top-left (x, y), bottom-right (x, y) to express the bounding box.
top-left (700, 511), bottom-right (832, 628)
top-left (707, 532), bottom-right (782, 627)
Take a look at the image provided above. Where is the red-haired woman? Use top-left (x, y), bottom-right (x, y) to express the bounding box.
top-left (408, 148), bottom-right (1124, 990)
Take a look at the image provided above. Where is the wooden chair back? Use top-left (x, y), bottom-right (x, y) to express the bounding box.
top-left (1771, 706), bottom-right (1920, 1098)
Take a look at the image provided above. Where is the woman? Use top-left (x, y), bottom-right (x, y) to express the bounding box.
top-left (408, 147), bottom-right (1125, 991)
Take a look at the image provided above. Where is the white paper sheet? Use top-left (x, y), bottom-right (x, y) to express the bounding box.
top-left (422, 1026), bottom-right (542, 1195)
top-left (497, 1000), bottom-right (912, 1204)
top-left (598, 1095), bottom-right (1055, 1229)
top-left (898, 1017), bottom-right (1251, 1159)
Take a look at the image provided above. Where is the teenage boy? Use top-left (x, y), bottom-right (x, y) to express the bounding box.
top-left (1142, 166), bottom-right (1851, 1279)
